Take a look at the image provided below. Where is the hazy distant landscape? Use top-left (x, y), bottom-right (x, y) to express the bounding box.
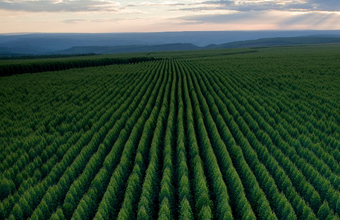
top-left (1, 30), bottom-right (340, 56)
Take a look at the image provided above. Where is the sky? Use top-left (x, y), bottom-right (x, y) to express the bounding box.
top-left (1, 0), bottom-right (340, 33)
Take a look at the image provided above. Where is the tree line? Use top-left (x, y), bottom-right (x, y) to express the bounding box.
top-left (0, 57), bottom-right (159, 77)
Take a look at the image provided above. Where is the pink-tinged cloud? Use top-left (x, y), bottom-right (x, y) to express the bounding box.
top-left (0, 0), bottom-right (340, 33)
top-left (177, 10), bottom-right (340, 30)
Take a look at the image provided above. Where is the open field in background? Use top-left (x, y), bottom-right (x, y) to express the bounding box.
top-left (1, 44), bottom-right (340, 219)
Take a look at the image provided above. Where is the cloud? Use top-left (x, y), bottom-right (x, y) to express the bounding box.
top-left (178, 10), bottom-right (340, 29)
top-left (1, 0), bottom-right (339, 32)
top-left (0, 0), bottom-right (121, 12)
top-left (179, 11), bottom-right (279, 24)
top-left (62, 19), bottom-right (86, 24)
top-left (306, 0), bottom-right (340, 11)
top-left (2, 0), bottom-right (340, 14)
top-left (175, 0), bottom-right (340, 12)
top-left (126, 2), bottom-right (186, 7)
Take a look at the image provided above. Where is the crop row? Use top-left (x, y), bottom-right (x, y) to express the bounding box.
top-left (1, 55), bottom-right (340, 219)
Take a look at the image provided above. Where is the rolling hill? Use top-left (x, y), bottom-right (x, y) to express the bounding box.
top-left (1, 32), bottom-right (340, 56)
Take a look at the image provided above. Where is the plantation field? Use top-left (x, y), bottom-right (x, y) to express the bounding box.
top-left (1, 44), bottom-right (340, 219)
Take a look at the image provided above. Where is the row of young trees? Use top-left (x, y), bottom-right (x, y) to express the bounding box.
top-left (1, 51), bottom-right (340, 219)
top-left (183, 60), bottom-right (275, 220)
top-left (0, 57), bottom-right (159, 76)
top-left (175, 67), bottom-right (195, 220)
top-left (194, 57), bottom-right (340, 219)
top-left (89, 61), bottom-right (167, 220)
top-left (0, 62), bottom-right (161, 219)
top-left (204, 67), bottom-right (316, 219)
top-left (1, 73), bottom-right (119, 219)
top-left (66, 62), bottom-right (166, 220)
top-left (221, 60), bottom-right (340, 217)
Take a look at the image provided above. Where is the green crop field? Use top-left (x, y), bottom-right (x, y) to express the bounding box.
top-left (1, 44), bottom-right (340, 220)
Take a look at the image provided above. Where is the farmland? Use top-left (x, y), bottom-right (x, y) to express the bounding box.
top-left (1, 44), bottom-right (340, 219)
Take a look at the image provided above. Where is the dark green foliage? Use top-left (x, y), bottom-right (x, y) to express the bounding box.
top-left (1, 44), bottom-right (340, 220)
top-left (317, 203), bottom-right (333, 220)
top-left (0, 56), bottom-right (159, 76)
top-left (0, 178), bottom-right (15, 200)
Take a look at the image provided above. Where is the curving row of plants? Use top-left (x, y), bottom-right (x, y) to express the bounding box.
top-left (1, 47), bottom-right (340, 219)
